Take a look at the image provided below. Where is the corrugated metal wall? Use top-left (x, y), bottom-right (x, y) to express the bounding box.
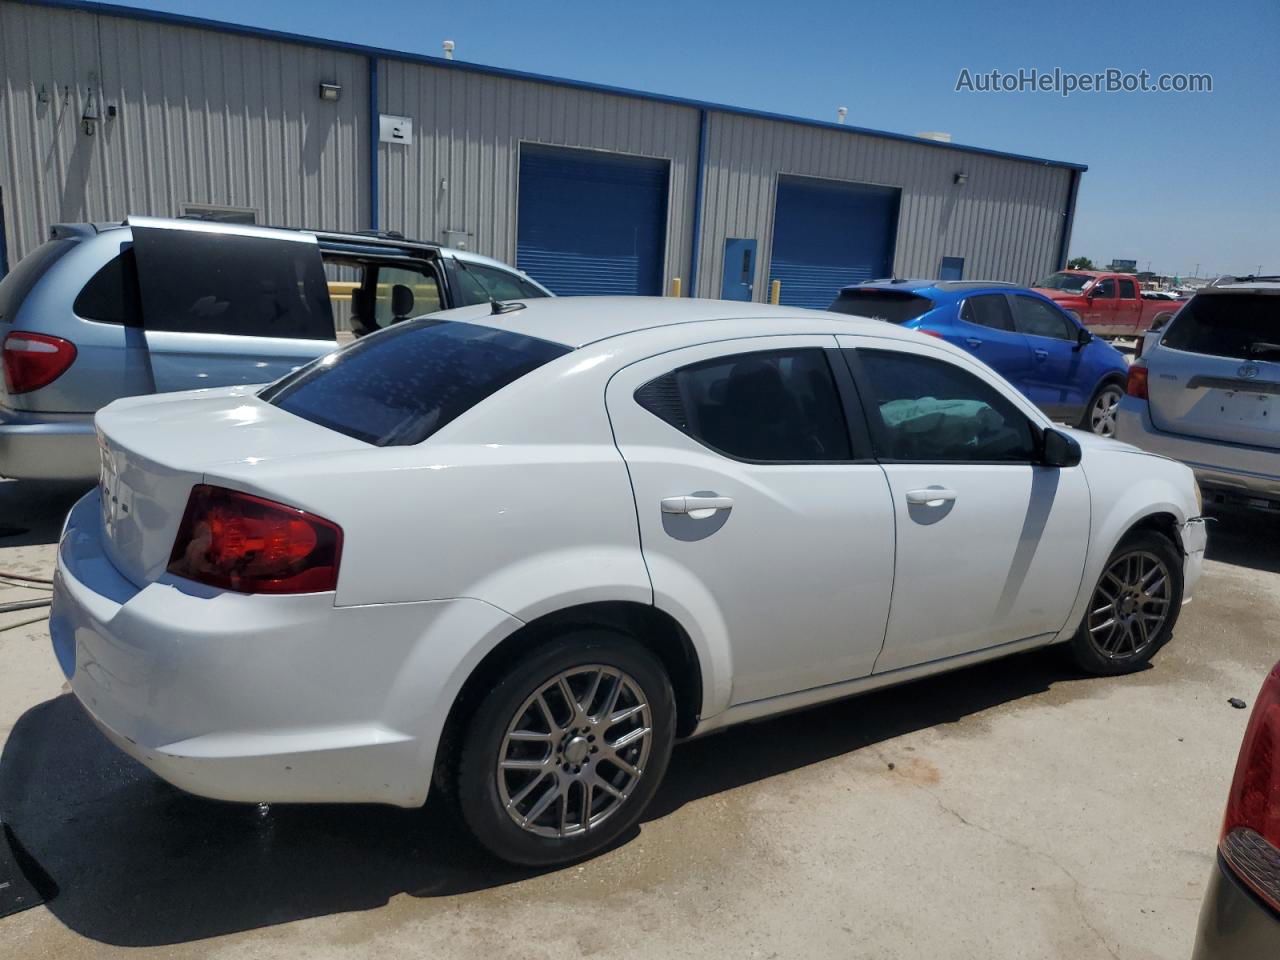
top-left (696, 113), bottom-right (1074, 297)
top-left (377, 59), bottom-right (699, 295)
top-left (0, 0), bottom-right (1076, 299)
top-left (0, 0), bottom-right (369, 263)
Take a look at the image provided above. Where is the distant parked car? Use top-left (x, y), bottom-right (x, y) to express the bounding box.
top-left (829, 280), bottom-right (1129, 436)
top-left (1117, 278), bottom-right (1280, 511)
top-left (1033, 270), bottom-right (1183, 338)
top-left (0, 216), bottom-right (550, 482)
top-left (1191, 660), bottom-right (1280, 958)
top-left (51, 297), bottom-right (1205, 866)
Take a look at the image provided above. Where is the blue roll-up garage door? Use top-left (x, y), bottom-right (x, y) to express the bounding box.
top-left (517, 145), bottom-right (669, 296)
top-left (768, 176), bottom-right (901, 308)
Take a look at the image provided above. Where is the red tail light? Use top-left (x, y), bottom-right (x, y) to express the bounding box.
top-left (2, 331), bottom-right (77, 394)
top-left (1125, 364), bottom-right (1149, 399)
top-left (1220, 662), bottom-right (1280, 911)
top-left (167, 484), bottom-right (342, 594)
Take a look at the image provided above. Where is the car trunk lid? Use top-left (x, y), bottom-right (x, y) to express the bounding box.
top-left (1147, 290), bottom-right (1280, 449)
top-left (95, 385), bottom-right (367, 587)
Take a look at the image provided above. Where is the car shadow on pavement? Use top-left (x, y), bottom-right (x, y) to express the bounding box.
top-left (0, 647), bottom-right (1084, 947)
top-left (0, 478), bottom-right (93, 549)
top-left (1203, 504), bottom-right (1280, 574)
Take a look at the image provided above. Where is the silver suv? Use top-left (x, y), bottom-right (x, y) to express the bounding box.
top-left (1117, 278), bottom-right (1280, 511)
top-left (0, 217), bottom-right (549, 482)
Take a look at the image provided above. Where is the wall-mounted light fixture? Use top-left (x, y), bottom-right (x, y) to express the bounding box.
top-left (319, 82), bottom-right (342, 102)
top-left (953, 172), bottom-right (968, 186)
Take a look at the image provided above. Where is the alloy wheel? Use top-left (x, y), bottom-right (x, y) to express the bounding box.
top-left (497, 665), bottom-right (652, 838)
top-left (1089, 387), bottom-right (1121, 437)
top-left (1086, 550), bottom-right (1172, 660)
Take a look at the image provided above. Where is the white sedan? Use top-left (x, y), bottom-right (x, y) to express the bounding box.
top-left (51, 297), bottom-right (1207, 865)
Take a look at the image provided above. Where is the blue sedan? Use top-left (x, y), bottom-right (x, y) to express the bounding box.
top-left (828, 280), bottom-right (1129, 436)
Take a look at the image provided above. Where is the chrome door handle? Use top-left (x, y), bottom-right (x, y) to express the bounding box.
top-left (965, 338), bottom-right (983, 348)
top-left (905, 487), bottom-right (957, 506)
top-left (661, 495), bottom-right (734, 517)
top-left (1034, 348), bottom-right (1048, 360)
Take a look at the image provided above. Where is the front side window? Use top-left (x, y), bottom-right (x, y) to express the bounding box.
top-left (855, 349), bottom-right (1037, 462)
top-left (960, 294), bottom-right (1014, 331)
top-left (1118, 279), bottom-right (1138, 299)
top-left (1093, 278), bottom-right (1117, 299)
top-left (261, 319), bottom-right (570, 446)
top-left (454, 262), bottom-right (548, 305)
top-left (1010, 295), bottom-right (1074, 341)
top-left (635, 348), bottom-right (852, 462)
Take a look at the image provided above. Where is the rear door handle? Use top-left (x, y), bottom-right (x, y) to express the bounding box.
top-left (905, 487), bottom-right (957, 506)
top-left (661, 495), bottom-right (734, 517)
top-left (1034, 348), bottom-right (1048, 361)
top-left (965, 338), bottom-right (983, 349)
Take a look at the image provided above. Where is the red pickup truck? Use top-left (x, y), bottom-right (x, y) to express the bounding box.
top-left (1033, 270), bottom-right (1186, 338)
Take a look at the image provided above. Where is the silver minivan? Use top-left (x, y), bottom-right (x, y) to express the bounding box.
top-left (0, 217), bottom-right (549, 482)
top-left (1117, 278), bottom-right (1280, 510)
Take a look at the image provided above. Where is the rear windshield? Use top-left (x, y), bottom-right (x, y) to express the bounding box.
top-left (1159, 293), bottom-right (1280, 361)
top-left (260, 319), bottom-right (571, 446)
top-left (0, 238), bottom-right (75, 323)
top-left (827, 290), bottom-right (933, 324)
top-left (1035, 272), bottom-right (1091, 292)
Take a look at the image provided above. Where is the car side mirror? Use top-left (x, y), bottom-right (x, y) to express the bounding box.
top-left (1074, 326), bottom-right (1091, 350)
top-left (1042, 428), bottom-right (1082, 467)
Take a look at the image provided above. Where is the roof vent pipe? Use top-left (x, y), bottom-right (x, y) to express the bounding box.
top-left (836, 106), bottom-right (848, 124)
top-left (442, 40), bottom-right (455, 60)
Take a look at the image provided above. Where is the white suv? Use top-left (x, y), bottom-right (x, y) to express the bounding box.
top-left (1117, 279), bottom-right (1280, 511)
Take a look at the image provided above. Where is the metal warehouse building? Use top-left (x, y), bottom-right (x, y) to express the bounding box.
top-left (0, 0), bottom-right (1086, 308)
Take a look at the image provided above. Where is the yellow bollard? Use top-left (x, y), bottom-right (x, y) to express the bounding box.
top-left (670, 277), bottom-right (682, 298)
top-left (769, 279), bottom-right (781, 305)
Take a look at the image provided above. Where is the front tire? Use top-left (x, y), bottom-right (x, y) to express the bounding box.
top-left (457, 630), bottom-right (676, 866)
top-left (1081, 382), bottom-right (1124, 437)
top-left (1069, 530), bottom-right (1183, 675)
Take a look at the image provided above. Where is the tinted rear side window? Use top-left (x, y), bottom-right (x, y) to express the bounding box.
top-left (1160, 294), bottom-right (1280, 361)
top-left (131, 226), bottom-right (334, 340)
top-left (828, 290), bottom-right (933, 324)
top-left (74, 248), bottom-right (142, 324)
top-left (635, 348), bottom-right (852, 462)
top-left (960, 294), bottom-right (1014, 331)
top-left (261, 320), bottom-right (570, 446)
top-left (0, 238), bottom-right (75, 323)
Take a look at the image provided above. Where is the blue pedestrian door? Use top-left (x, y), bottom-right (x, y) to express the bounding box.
top-left (768, 175), bottom-right (901, 308)
top-left (720, 238), bottom-right (756, 301)
top-left (517, 144), bottom-right (669, 296)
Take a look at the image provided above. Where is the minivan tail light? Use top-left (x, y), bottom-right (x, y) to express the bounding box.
top-left (1220, 662), bottom-right (1280, 911)
top-left (167, 484), bottom-right (342, 594)
top-left (1126, 364), bottom-right (1149, 399)
top-left (2, 332), bottom-right (77, 394)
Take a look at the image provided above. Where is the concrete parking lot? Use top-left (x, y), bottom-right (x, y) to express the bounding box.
top-left (0, 477), bottom-right (1276, 960)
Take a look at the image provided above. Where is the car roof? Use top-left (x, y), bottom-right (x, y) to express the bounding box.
top-left (838, 279), bottom-right (1023, 299)
top-left (430, 295), bottom-right (893, 348)
top-left (51, 218), bottom-right (447, 253)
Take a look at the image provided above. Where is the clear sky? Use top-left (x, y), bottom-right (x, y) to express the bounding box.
top-left (103, 0), bottom-right (1277, 279)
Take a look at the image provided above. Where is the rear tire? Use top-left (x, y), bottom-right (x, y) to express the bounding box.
top-left (456, 630), bottom-right (676, 866)
top-left (1080, 382), bottom-right (1124, 437)
top-left (1069, 530), bottom-right (1183, 675)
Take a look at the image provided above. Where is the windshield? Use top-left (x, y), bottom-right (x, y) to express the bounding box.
top-left (261, 319), bottom-right (570, 446)
top-left (1034, 272), bottom-right (1092, 293)
top-left (827, 290), bottom-right (933, 324)
top-left (1159, 293), bottom-right (1280, 361)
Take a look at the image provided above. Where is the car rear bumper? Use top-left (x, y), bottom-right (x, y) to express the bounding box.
top-left (1192, 853), bottom-right (1280, 959)
top-left (50, 489), bottom-right (522, 807)
top-left (1116, 397), bottom-right (1280, 505)
top-left (0, 407), bottom-right (98, 480)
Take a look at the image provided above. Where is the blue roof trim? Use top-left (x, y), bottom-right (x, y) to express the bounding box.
top-left (22, 0), bottom-right (1088, 173)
